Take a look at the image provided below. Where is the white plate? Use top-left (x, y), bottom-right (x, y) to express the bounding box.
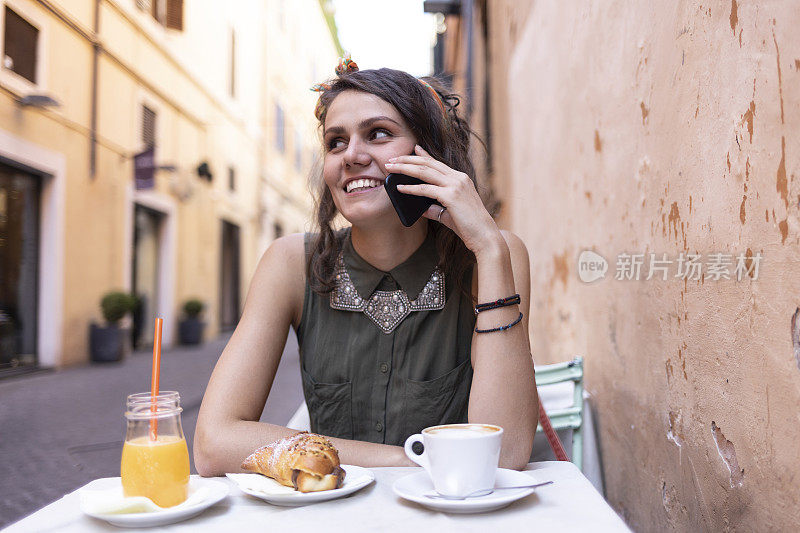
top-left (393, 468), bottom-right (541, 514)
top-left (80, 477), bottom-right (229, 528)
top-left (226, 464), bottom-right (374, 506)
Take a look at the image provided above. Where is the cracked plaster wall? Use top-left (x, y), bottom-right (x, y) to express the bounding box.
top-left (503, 1), bottom-right (800, 530)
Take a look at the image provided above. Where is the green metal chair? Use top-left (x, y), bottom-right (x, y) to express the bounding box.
top-left (535, 356), bottom-right (584, 471)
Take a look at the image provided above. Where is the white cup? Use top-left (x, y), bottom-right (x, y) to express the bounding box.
top-left (404, 423), bottom-right (503, 497)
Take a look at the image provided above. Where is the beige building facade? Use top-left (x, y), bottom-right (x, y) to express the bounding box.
top-left (0, 0), bottom-right (338, 369)
top-left (437, 0), bottom-right (800, 530)
top-left (259, 0), bottom-right (341, 249)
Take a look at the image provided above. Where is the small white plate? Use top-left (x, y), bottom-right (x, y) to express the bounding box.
top-left (80, 477), bottom-right (229, 528)
top-left (393, 468), bottom-right (540, 514)
top-left (226, 464), bottom-right (374, 506)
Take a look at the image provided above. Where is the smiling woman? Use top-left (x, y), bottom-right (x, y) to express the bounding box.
top-left (194, 58), bottom-right (539, 476)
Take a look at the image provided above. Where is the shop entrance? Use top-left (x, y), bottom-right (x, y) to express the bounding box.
top-left (219, 220), bottom-right (240, 331)
top-left (131, 204), bottom-right (164, 349)
top-left (0, 161), bottom-right (40, 371)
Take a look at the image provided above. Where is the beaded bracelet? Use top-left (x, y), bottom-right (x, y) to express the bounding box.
top-left (475, 312), bottom-right (523, 334)
top-left (474, 294), bottom-right (521, 314)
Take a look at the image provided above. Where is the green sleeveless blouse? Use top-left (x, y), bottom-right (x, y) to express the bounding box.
top-left (296, 228), bottom-right (475, 446)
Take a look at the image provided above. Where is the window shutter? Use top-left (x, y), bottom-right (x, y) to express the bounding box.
top-left (135, 0), bottom-right (152, 12)
top-left (142, 105), bottom-right (157, 148)
top-left (3, 7), bottom-right (38, 84)
top-left (166, 0), bottom-right (183, 30)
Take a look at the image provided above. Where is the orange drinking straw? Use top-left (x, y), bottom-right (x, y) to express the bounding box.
top-left (149, 317), bottom-right (163, 441)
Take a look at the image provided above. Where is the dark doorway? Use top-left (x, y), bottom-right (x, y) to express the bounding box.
top-left (132, 205), bottom-right (164, 349)
top-left (219, 220), bottom-right (240, 331)
top-left (0, 161), bottom-right (40, 371)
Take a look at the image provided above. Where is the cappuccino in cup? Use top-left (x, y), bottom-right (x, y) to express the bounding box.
top-left (424, 424), bottom-right (501, 437)
top-left (404, 423), bottom-right (503, 497)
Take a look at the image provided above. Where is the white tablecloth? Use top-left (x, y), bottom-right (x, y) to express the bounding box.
top-left (5, 462), bottom-right (629, 532)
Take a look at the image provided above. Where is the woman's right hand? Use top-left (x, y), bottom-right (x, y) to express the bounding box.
top-left (386, 145), bottom-right (504, 259)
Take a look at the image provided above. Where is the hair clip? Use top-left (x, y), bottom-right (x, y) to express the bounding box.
top-left (335, 53), bottom-right (359, 76)
top-left (311, 82), bottom-right (331, 93)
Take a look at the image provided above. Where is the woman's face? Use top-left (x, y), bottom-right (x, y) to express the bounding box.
top-left (322, 90), bottom-right (417, 225)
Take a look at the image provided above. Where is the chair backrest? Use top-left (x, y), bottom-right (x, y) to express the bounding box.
top-left (535, 356), bottom-right (583, 404)
top-left (534, 357), bottom-right (584, 469)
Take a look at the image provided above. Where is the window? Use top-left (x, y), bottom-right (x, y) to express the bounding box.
top-left (274, 103), bottom-right (285, 152)
top-left (147, 0), bottom-right (183, 31)
top-left (165, 0), bottom-right (183, 30)
top-left (142, 105), bottom-right (157, 148)
top-left (294, 129), bottom-right (303, 171)
top-left (228, 166), bottom-right (235, 191)
top-left (229, 28), bottom-right (236, 98)
top-left (3, 6), bottom-right (38, 83)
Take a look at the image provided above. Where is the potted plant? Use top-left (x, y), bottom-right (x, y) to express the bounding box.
top-left (90, 291), bottom-right (136, 362)
top-left (178, 298), bottom-right (206, 345)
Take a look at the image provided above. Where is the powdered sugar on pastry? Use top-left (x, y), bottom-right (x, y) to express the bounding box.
top-left (268, 432), bottom-right (305, 470)
top-left (241, 432), bottom-right (345, 492)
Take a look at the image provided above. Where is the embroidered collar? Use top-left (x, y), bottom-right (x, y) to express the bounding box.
top-left (330, 228), bottom-right (445, 334)
top-left (341, 228), bottom-right (440, 301)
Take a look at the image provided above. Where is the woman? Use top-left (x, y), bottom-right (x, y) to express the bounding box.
top-left (194, 59), bottom-right (538, 474)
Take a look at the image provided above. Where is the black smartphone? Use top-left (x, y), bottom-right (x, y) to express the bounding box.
top-left (384, 173), bottom-right (441, 227)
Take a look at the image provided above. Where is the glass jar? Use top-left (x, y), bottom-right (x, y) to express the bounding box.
top-left (120, 391), bottom-right (190, 507)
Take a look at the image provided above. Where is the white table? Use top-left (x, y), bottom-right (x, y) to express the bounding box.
top-left (5, 462), bottom-right (629, 532)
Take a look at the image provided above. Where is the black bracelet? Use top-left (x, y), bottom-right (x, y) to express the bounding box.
top-left (475, 312), bottom-right (523, 333)
top-left (474, 294), bottom-right (520, 314)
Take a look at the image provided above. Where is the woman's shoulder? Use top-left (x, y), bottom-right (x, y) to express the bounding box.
top-left (499, 230), bottom-right (529, 256)
top-left (265, 232), bottom-right (306, 264)
top-left (253, 234), bottom-right (305, 291)
top-left (252, 234), bottom-right (307, 324)
top-left (499, 230), bottom-right (531, 280)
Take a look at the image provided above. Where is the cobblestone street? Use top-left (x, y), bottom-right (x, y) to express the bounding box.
top-left (0, 333), bottom-right (303, 529)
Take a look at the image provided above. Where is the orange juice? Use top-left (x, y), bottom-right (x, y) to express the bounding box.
top-left (121, 435), bottom-right (190, 507)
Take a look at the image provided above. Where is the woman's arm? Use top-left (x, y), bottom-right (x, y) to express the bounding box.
top-left (467, 231), bottom-right (537, 470)
top-left (193, 233), bottom-right (304, 476)
top-left (194, 234), bottom-right (413, 477)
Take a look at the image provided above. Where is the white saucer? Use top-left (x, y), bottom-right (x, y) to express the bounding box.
top-left (393, 468), bottom-right (541, 514)
top-left (226, 464), bottom-right (374, 506)
top-left (80, 477), bottom-right (229, 528)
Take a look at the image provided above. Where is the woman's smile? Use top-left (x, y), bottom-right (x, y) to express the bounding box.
top-left (344, 177), bottom-right (384, 195)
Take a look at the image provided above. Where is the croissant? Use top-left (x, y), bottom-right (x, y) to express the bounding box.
top-left (241, 432), bottom-right (346, 492)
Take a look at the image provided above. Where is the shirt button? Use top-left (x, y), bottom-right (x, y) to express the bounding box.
top-left (375, 421), bottom-right (383, 432)
top-left (379, 363), bottom-right (389, 373)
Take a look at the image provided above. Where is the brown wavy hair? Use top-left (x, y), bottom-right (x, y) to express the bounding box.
top-left (308, 68), bottom-right (486, 298)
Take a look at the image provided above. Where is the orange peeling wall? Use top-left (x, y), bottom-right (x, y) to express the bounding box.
top-left (502, 1), bottom-right (799, 530)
